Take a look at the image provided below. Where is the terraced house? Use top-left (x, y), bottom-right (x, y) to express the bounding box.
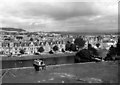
top-left (0, 38), bottom-right (66, 56)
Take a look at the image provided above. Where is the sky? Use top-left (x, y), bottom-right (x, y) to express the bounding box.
top-left (0, 0), bottom-right (118, 32)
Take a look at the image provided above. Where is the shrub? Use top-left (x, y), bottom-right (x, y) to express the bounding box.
top-left (30, 38), bottom-right (33, 41)
top-left (49, 50), bottom-right (54, 54)
top-left (61, 48), bottom-right (65, 52)
top-left (96, 43), bottom-right (100, 48)
top-left (19, 49), bottom-right (25, 54)
top-left (38, 47), bottom-right (44, 53)
top-left (53, 45), bottom-right (59, 52)
top-left (34, 52), bottom-right (39, 55)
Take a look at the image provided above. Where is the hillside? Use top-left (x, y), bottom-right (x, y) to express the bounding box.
top-left (0, 27), bottom-right (26, 32)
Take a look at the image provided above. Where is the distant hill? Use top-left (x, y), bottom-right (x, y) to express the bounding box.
top-left (49, 31), bottom-right (118, 35)
top-left (0, 27), bottom-right (26, 32)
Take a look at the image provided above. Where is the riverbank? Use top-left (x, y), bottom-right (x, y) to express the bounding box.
top-left (1, 53), bottom-right (76, 69)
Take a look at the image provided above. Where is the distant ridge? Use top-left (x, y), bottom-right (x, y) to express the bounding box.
top-left (0, 27), bottom-right (26, 32)
top-left (49, 31), bottom-right (118, 35)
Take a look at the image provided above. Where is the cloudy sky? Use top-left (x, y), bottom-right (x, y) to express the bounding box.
top-left (0, 0), bottom-right (118, 32)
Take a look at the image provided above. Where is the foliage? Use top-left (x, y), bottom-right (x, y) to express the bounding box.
top-left (88, 45), bottom-right (98, 56)
top-left (108, 45), bottom-right (117, 56)
top-left (104, 45), bottom-right (117, 61)
top-left (19, 49), bottom-right (25, 54)
top-left (75, 49), bottom-right (92, 63)
top-left (75, 48), bottom-right (102, 63)
top-left (53, 45), bottom-right (59, 52)
top-left (96, 43), bottom-right (100, 48)
top-left (0, 51), bottom-right (4, 54)
top-left (38, 47), bottom-right (44, 53)
top-left (34, 52), bottom-right (39, 55)
top-left (70, 43), bottom-right (77, 52)
top-left (49, 50), bottom-right (54, 54)
top-left (116, 37), bottom-right (120, 55)
top-left (30, 38), bottom-right (33, 41)
top-left (74, 37), bottom-right (85, 48)
top-left (61, 48), bottom-right (65, 52)
top-left (65, 41), bottom-right (71, 51)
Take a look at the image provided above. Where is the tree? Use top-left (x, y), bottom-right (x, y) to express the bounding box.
top-left (104, 45), bottom-right (117, 61)
top-left (38, 47), bottom-right (44, 53)
top-left (16, 36), bottom-right (23, 40)
top-left (75, 49), bottom-right (92, 63)
top-left (53, 45), bottom-right (59, 52)
top-left (0, 51), bottom-right (4, 54)
top-left (61, 48), bottom-right (65, 52)
top-left (70, 43), bottom-right (77, 52)
top-left (108, 45), bottom-right (117, 56)
top-left (96, 43), bottom-right (100, 48)
top-left (88, 44), bottom-right (98, 56)
top-left (117, 37), bottom-right (120, 56)
top-left (74, 37), bottom-right (86, 49)
top-left (30, 38), bottom-right (33, 41)
top-left (65, 41), bottom-right (71, 51)
top-left (49, 50), bottom-right (54, 54)
top-left (75, 48), bottom-right (101, 63)
top-left (19, 49), bottom-right (25, 54)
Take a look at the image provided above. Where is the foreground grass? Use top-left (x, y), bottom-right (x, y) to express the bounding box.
top-left (2, 61), bottom-right (118, 83)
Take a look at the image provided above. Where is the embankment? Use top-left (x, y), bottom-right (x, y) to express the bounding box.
top-left (1, 53), bottom-right (76, 69)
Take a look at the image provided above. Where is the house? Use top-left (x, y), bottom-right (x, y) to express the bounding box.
top-left (43, 42), bottom-right (51, 53)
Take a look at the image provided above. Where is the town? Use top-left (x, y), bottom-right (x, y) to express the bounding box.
top-left (0, 27), bottom-right (118, 57)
